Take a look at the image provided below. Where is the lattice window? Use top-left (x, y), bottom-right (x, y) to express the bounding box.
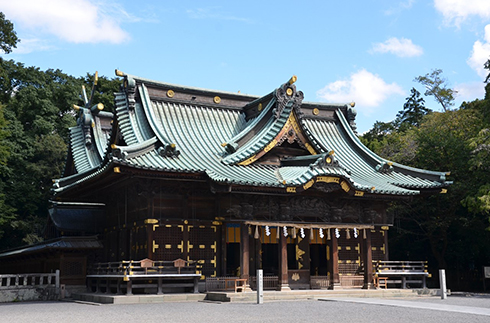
top-left (153, 224), bottom-right (185, 261)
top-left (337, 229), bottom-right (361, 264)
top-left (188, 224), bottom-right (219, 278)
top-left (371, 229), bottom-right (387, 261)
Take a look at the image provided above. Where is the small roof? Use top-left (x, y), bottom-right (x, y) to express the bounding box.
top-left (53, 72), bottom-right (451, 197)
top-left (0, 236), bottom-right (102, 258)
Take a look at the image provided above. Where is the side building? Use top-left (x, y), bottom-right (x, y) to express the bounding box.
top-left (2, 72), bottom-right (451, 289)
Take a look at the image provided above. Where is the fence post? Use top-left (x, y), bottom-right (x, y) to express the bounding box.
top-left (439, 269), bottom-right (447, 300)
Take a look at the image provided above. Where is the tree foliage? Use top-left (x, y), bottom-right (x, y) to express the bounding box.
top-left (396, 87), bottom-right (430, 127)
top-left (0, 12), bottom-right (19, 54)
top-left (362, 68), bottom-right (490, 289)
top-left (414, 69), bottom-right (456, 112)
top-left (0, 58), bottom-right (121, 249)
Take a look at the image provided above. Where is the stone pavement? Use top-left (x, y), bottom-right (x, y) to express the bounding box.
top-left (1, 295), bottom-right (490, 323)
top-left (320, 296), bottom-right (490, 316)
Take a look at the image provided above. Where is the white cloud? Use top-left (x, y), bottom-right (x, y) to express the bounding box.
top-left (454, 82), bottom-right (485, 102)
top-left (434, 0), bottom-right (490, 27)
top-left (12, 38), bottom-right (55, 54)
top-left (384, 0), bottom-right (415, 16)
top-left (316, 69), bottom-right (405, 114)
top-left (370, 37), bottom-right (423, 57)
top-left (0, 0), bottom-right (130, 44)
top-left (468, 25), bottom-right (490, 79)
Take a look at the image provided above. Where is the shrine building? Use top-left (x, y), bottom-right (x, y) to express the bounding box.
top-left (3, 71), bottom-right (451, 290)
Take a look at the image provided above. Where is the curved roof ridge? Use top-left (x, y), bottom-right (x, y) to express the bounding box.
top-left (124, 72), bottom-right (259, 100)
top-left (69, 126), bottom-right (93, 173)
top-left (335, 109), bottom-right (449, 183)
top-left (114, 91), bottom-right (139, 145)
top-left (221, 82), bottom-right (304, 165)
top-left (221, 94), bottom-right (276, 152)
top-left (139, 83), bottom-right (177, 151)
top-left (92, 113), bottom-right (111, 163)
top-left (221, 99), bottom-right (294, 165)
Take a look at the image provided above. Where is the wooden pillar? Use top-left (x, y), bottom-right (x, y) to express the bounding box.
top-left (240, 223), bottom-right (251, 290)
top-left (328, 229), bottom-right (340, 289)
top-left (363, 229), bottom-right (374, 289)
top-left (221, 224), bottom-right (227, 277)
top-left (278, 231), bottom-right (291, 291)
top-left (146, 223), bottom-right (154, 260)
top-left (383, 227), bottom-right (389, 261)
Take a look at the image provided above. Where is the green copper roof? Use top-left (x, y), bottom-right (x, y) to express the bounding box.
top-left (53, 73), bottom-right (451, 197)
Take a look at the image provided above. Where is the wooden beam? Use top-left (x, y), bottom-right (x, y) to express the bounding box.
top-left (278, 231), bottom-right (291, 291)
top-left (363, 229), bottom-right (374, 289)
top-left (328, 230), bottom-right (339, 289)
top-left (240, 223), bottom-right (250, 289)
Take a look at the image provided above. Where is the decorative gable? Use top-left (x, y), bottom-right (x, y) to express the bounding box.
top-left (221, 76), bottom-right (328, 166)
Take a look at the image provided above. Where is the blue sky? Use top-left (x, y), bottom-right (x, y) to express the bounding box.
top-left (2, 0), bottom-right (490, 133)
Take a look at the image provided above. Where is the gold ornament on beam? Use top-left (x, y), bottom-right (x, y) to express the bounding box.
top-left (292, 227), bottom-right (297, 239)
top-left (276, 226), bottom-right (280, 239)
top-left (346, 229), bottom-right (351, 239)
top-left (363, 229), bottom-right (367, 239)
top-left (254, 225), bottom-right (260, 239)
top-left (310, 228), bottom-right (314, 241)
top-left (327, 228), bottom-right (331, 240)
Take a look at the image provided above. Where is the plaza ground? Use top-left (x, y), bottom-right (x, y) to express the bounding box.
top-left (1, 294), bottom-right (489, 323)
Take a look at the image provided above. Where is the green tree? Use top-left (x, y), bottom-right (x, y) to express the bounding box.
top-left (0, 59), bottom-right (82, 248)
top-left (0, 60), bottom-right (122, 249)
top-left (389, 109), bottom-right (484, 271)
top-left (0, 104), bottom-right (16, 240)
top-left (414, 69), bottom-right (456, 112)
top-left (0, 12), bottom-right (19, 54)
top-left (484, 58), bottom-right (490, 84)
top-left (396, 87), bottom-right (431, 127)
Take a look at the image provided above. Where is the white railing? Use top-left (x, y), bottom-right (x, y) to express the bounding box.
top-left (0, 271), bottom-right (60, 290)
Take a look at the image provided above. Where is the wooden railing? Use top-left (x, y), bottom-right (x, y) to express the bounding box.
top-left (250, 275), bottom-right (278, 290)
top-left (88, 259), bottom-right (197, 276)
top-left (310, 276), bottom-right (330, 289)
top-left (339, 263), bottom-right (364, 288)
top-left (374, 260), bottom-right (429, 289)
top-left (87, 259), bottom-right (200, 295)
top-left (205, 276), bottom-right (240, 291)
